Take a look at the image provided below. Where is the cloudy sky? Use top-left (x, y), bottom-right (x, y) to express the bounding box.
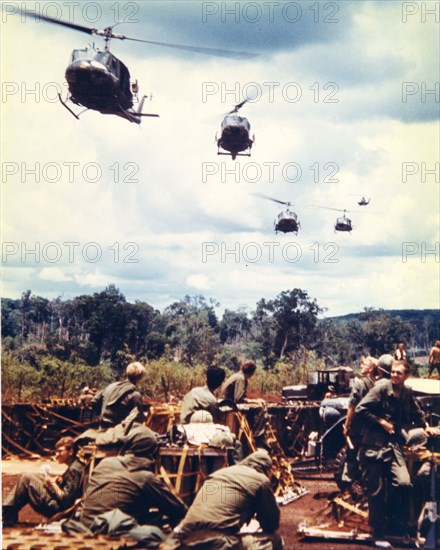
top-left (1, 0), bottom-right (439, 317)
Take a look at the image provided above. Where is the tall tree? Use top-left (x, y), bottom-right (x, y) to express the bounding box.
top-left (359, 309), bottom-right (412, 356)
top-left (254, 289), bottom-right (323, 362)
top-left (220, 308), bottom-right (251, 345)
top-left (164, 295), bottom-right (221, 365)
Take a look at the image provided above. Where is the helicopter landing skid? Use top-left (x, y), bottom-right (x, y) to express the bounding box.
top-left (58, 93), bottom-right (80, 120)
top-left (217, 151), bottom-right (252, 158)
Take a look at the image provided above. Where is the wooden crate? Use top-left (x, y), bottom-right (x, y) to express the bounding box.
top-left (156, 445), bottom-right (229, 505)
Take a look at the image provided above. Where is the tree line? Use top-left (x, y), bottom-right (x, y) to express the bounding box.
top-left (1, 285), bottom-right (438, 401)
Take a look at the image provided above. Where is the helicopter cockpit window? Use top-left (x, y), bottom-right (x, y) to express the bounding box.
top-left (237, 116), bottom-right (250, 130)
top-left (71, 48), bottom-right (88, 62)
top-left (95, 51), bottom-right (112, 67)
top-left (221, 115), bottom-right (250, 130)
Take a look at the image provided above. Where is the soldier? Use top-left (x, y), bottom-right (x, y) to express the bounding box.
top-left (80, 424), bottom-right (187, 532)
top-left (319, 385), bottom-right (345, 430)
top-left (343, 354), bottom-right (393, 438)
top-left (78, 386), bottom-right (96, 407)
top-left (428, 340), bottom-right (440, 378)
top-left (175, 450), bottom-right (283, 549)
top-left (91, 361), bottom-right (145, 429)
top-left (3, 437), bottom-right (85, 526)
top-left (341, 356), bottom-right (378, 492)
top-left (180, 366), bottom-right (226, 424)
top-left (356, 360), bottom-right (434, 548)
top-left (220, 360), bottom-right (268, 449)
top-left (394, 342), bottom-right (407, 361)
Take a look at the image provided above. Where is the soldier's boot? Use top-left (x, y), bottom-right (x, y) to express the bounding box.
top-left (2, 505), bottom-right (18, 527)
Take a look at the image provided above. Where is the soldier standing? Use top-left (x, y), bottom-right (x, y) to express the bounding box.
top-left (356, 360), bottom-right (434, 548)
top-left (428, 340), bottom-right (440, 377)
top-left (341, 356), bottom-right (378, 492)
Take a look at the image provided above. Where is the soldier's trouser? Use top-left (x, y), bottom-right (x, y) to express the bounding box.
top-left (3, 472), bottom-right (59, 518)
top-left (428, 362), bottom-right (440, 376)
top-left (360, 446), bottom-right (412, 537)
top-left (343, 432), bottom-right (364, 484)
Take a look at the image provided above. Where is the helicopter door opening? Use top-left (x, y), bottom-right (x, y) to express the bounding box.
top-left (118, 62), bottom-right (132, 98)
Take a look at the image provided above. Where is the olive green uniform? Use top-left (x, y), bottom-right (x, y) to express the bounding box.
top-left (180, 385), bottom-right (220, 424)
top-left (177, 451), bottom-right (283, 549)
top-left (3, 458), bottom-right (84, 523)
top-left (221, 372), bottom-right (267, 442)
top-left (80, 454), bottom-right (186, 529)
top-left (343, 375), bottom-right (376, 484)
top-left (91, 379), bottom-right (144, 429)
top-left (356, 379), bottom-right (426, 538)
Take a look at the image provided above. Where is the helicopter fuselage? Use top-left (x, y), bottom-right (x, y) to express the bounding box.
top-left (274, 209), bottom-right (300, 234)
top-left (217, 114), bottom-right (253, 159)
top-left (334, 216), bottom-right (352, 232)
top-left (64, 47), bottom-right (134, 114)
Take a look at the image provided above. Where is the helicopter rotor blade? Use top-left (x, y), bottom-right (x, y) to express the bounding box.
top-left (229, 98), bottom-right (250, 113)
top-left (14, 9), bottom-right (98, 35)
top-left (251, 193), bottom-right (292, 207)
top-left (10, 8), bottom-right (258, 59)
top-left (121, 36), bottom-right (258, 59)
top-left (307, 204), bottom-right (343, 213)
top-left (307, 204), bottom-right (368, 214)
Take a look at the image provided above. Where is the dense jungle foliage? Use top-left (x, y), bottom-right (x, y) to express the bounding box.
top-left (2, 285), bottom-right (438, 401)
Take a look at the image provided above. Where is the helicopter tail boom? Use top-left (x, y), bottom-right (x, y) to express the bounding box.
top-left (131, 95), bottom-right (159, 119)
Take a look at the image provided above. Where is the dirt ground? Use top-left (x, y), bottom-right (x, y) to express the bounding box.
top-left (1, 457), bottom-right (380, 550)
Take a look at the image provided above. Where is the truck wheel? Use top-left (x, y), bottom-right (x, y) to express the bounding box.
top-left (333, 446), bottom-right (349, 492)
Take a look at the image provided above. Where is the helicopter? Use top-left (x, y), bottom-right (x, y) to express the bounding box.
top-left (13, 9), bottom-right (256, 124)
top-left (358, 196), bottom-right (370, 206)
top-left (217, 99), bottom-right (254, 160)
top-left (252, 194), bottom-right (300, 234)
top-left (309, 205), bottom-right (357, 232)
top-left (334, 210), bottom-right (353, 232)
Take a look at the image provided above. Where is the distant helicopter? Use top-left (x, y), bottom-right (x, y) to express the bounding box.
top-left (334, 210), bottom-right (353, 232)
top-left (307, 205), bottom-right (358, 232)
top-left (358, 196), bottom-right (370, 206)
top-left (252, 194), bottom-right (300, 234)
top-left (14, 9), bottom-right (256, 124)
top-left (217, 99), bottom-right (254, 160)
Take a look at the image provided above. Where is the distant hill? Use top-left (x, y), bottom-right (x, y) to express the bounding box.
top-left (330, 309), bottom-right (439, 322)
top-left (328, 309), bottom-right (440, 353)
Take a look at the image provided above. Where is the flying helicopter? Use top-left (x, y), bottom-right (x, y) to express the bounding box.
top-left (308, 205), bottom-right (358, 232)
top-left (333, 210), bottom-right (353, 232)
top-left (13, 9), bottom-right (256, 124)
top-left (357, 196), bottom-right (370, 206)
top-left (252, 193), bottom-right (300, 234)
top-left (217, 99), bottom-right (254, 160)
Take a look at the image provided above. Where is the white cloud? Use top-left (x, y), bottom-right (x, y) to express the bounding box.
top-left (38, 267), bottom-right (72, 282)
top-left (185, 274), bottom-right (215, 290)
top-left (1, 1), bottom-right (438, 317)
